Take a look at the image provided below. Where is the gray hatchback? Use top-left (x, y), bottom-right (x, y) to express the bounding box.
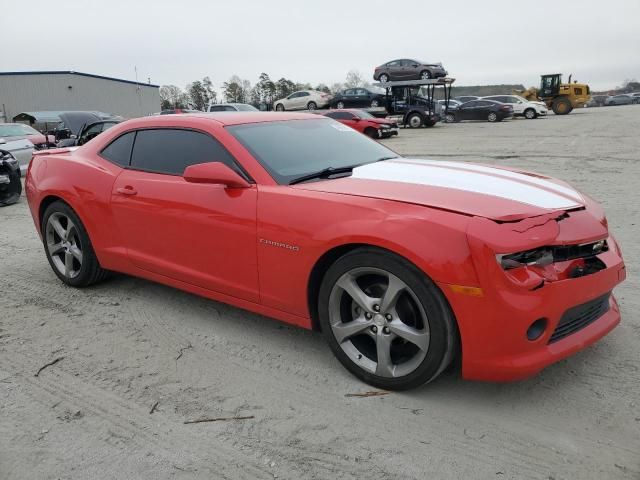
top-left (373, 59), bottom-right (448, 83)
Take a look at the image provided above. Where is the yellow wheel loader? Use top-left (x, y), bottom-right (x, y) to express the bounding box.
top-left (514, 74), bottom-right (591, 115)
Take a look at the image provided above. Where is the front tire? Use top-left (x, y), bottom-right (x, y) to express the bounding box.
top-left (420, 70), bottom-right (432, 80)
top-left (318, 248), bottom-right (457, 390)
top-left (406, 112), bottom-right (423, 128)
top-left (445, 113), bottom-right (457, 123)
top-left (552, 97), bottom-right (572, 115)
top-left (41, 201), bottom-right (108, 287)
top-left (379, 74), bottom-right (389, 83)
top-left (307, 101), bottom-right (317, 111)
top-left (364, 127), bottom-right (379, 139)
top-left (275, 103), bottom-right (285, 111)
top-left (524, 108), bottom-right (537, 119)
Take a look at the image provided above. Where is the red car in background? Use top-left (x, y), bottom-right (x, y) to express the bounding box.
top-left (322, 109), bottom-right (398, 138)
top-left (25, 112), bottom-right (625, 390)
top-left (0, 123), bottom-right (55, 149)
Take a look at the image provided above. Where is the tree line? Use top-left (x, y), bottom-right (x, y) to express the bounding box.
top-left (159, 70), bottom-right (368, 111)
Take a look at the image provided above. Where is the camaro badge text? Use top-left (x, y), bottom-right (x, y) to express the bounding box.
top-left (259, 238), bottom-right (300, 252)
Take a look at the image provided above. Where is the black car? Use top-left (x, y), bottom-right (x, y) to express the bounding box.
top-left (445, 100), bottom-right (513, 123)
top-left (56, 112), bottom-right (121, 147)
top-left (331, 87), bottom-right (386, 109)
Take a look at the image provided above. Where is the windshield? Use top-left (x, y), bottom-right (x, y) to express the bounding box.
top-left (355, 110), bottom-right (375, 119)
top-left (0, 124), bottom-right (40, 137)
top-left (227, 119), bottom-right (398, 184)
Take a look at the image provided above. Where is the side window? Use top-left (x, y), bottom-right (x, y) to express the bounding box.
top-left (355, 88), bottom-right (367, 95)
top-left (324, 112), bottom-right (340, 119)
top-left (333, 112), bottom-right (353, 120)
top-left (130, 129), bottom-right (240, 176)
top-left (209, 106), bottom-right (223, 112)
top-left (386, 60), bottom-right (399, 67)
top-left (300, 92), bottom-right (310, 97)
top-left (344, 89), bottom-right (354, 96)
top-left (462, 101), bottom-right (477, 108)
top-left (100, 131), bottom-right (135, 167)
top-left (574, 87), bottom-right (583, 95)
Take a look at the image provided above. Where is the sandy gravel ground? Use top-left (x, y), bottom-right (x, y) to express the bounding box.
top-left (1, 106), bottom-right (638, 480)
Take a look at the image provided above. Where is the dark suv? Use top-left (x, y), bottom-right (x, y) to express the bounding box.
top-left (373, 59), bottom-right (448, 83)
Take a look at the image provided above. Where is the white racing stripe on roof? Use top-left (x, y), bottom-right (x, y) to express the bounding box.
top-left (352, 160), bottom-right (583, 210)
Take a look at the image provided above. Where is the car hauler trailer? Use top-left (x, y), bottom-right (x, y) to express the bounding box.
top-left (373, 77), bottom-right (455, 128)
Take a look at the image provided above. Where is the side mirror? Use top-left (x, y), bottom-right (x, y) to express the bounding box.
top-left (183, 162), bottom-right (250, 188)
top-left (352, 117), bottom-right (361, 122)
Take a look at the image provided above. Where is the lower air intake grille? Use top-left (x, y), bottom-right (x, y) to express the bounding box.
top-left (548, 293), bottom-right (611, 344)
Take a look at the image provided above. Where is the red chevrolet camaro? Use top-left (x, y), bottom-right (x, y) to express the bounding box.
top-left (25, 112), bottom-right (625, 390)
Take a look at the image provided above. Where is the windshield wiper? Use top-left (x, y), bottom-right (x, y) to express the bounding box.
top-left (289, 165), bottom-right (359, 185)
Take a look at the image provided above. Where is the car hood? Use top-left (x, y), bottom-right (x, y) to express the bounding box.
top-left (59, 112), bottom-right (104, 135)
top-left (293, 158), bottom-right (585, 221)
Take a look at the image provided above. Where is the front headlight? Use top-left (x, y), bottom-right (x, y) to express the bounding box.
top-left (380, 124), bottom-right (391, 129)
top-left (496, 240), bottom-right (608, 270)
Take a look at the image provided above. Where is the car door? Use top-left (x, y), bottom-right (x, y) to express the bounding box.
top-left (386, 60), bottom-right (401, 80)
top-left (353, 88), bottom-right (368, 107)
top-left (473, 101), bottom-right (492, 120)
top-left (109, 127), bottom-right (260, 302)
top-left (341, 89), bottom-right (354, 107)
top-left (458, 101), bottom-right (478, 120)
top-left (503, 96), bottom-right (524, 115)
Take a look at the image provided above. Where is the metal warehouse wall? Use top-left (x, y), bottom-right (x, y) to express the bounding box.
top-left (0, 73), bottom-right (160, 121)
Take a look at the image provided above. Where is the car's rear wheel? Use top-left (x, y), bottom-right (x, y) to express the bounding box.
top-left (307, 101), bottom-right (317, 111)
top-left (487, 112), bottom-right (498, 122)
top-left (318, 248), bottom-right (457, 390)
top-left (379, 74), bottom-right (389, 83)
top-left (336, 101), bottom-right (345, 109)
top-left (524, 108), bottom-right (537, 119)
top-left (275, 103), bottom-right (285, 111)
top-left (42, 201), bottom-right (108, 287)
top-left (445, 113), bottom-right (457, 123)
top-left (370, 99), bottom-right (379, 108)
top-left (420, 70), bottom-right (432, 80)
top-left (406, 113), bottom-right (423, 128)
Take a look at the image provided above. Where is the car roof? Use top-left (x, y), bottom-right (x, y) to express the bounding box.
top-left (137, 111), bottom-right (321, 127)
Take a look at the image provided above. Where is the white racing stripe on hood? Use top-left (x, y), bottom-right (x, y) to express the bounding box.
top-left (352, 159), bottom-right (584, 210)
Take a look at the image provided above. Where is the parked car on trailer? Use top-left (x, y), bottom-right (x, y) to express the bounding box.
top-left (25, 111), bottom-right (626, 390)
top-left (373, 59), bottom-right (448, 82)
top-left (0, 123), bottom-right (55, 150)
top-left (322, 109), bottom-right (398, 138)
top-left (445, 99), bottom-right (513, 123)
top-left (208, 103), bottom-right (259, 112)
top-left (331, 87), bottom-right (386, 109)
top-left (273, 90), bottom-right (332, 111)
top-left (604, 94), bottom-right (634, 106)
top-left (482, 95), bottom-right (547, 119)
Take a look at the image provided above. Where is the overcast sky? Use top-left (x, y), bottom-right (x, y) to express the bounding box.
top-left (4, 0), bottom-right (639, 92)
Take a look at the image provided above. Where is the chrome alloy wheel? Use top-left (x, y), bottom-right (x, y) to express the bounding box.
top-left (328, 267), bottom-right (430, 378)
top-left (45, 212), bottom-right (83, 279)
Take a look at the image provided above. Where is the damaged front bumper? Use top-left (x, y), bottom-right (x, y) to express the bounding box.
top-left (440, 206), bottom-right (625, 382)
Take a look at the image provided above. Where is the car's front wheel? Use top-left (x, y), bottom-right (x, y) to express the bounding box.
top-left (318, 248), bottom-right (457, 390)
top-left (42, 201), bottom-right (108, 287)
top-left (379, 74), bottom-right (389, 83)
top-left (524, 108), bottom-right (537, 119)
top-left (406, 113), bottom-right (423, 128)
top-left (445, 113), bottom-right (457, 123)
top-left (420, 70), bottom-right (432, 80)
top-left (275, 103), bottom-right (285, 111)
top-left (307, 101), bottom-right (317, 110)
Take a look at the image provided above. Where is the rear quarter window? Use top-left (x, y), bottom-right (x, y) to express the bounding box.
top-left (99, 131), bottom-right (135, 167)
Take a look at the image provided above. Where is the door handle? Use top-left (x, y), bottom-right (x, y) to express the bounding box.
top-left (116, 186), bottom-right (137, 195)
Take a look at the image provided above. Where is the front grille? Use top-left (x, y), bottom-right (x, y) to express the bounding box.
top-left (548, 292), bottom-right (611, 344)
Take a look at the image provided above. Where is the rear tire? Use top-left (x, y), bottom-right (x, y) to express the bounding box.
top-left (379, 74), bottom-right (389, 83)
top-left (487, 112), bottom-right (498, 122)
top-left (552, 97), bottom-right (573, 115)
top-left (41, 201), bottom-right (108, 287)
top-left (370, 99), bottom-right (379, 108)
top-left (336, 101), bottom-right (345, 109)
top-left (318, 247), bottom-right (458, 390)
